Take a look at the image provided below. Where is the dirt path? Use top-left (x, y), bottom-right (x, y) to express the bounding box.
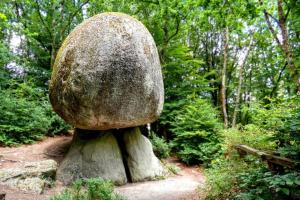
top-left (0, 135), bottom-right (205, 200)
top-left (116, 157), bottom-right (205, 200)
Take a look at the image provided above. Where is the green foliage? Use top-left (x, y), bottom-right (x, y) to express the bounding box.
top-left (236, 170), bottom-right (300, 200)
top-left (276, 97), bottom-right (300, 161)
top-left (0, 42), bottom-right (10, 67)
top-left (222, 125), bottom-right (277, 151)
top-left (0, 92), bottom-right (69, 145)
top-left (0, 1), bottom-right (299, 200)
top-left (241, 98), bottom-right (295, 131)
top-left (241, 97), bottom-right (300, 160)
top-left (0, 75), bottom-right (70, 145)
top-left (205, 97), bottom-right (300, 200)
top-left (205, 155), bottom-right (263, 200)
top-left (204, 125), bottom-right (268, 199)
top-left (150, 132), bottom-right (171, 159)
top-left (171, 98), bottom-right (222, 165)
top-left (49, 178), bottom-right (126, 200)
top-left (207, 164), bottom-right (300, 200)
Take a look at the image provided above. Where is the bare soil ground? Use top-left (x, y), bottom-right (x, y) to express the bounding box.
top-left (116, 157), bottom-right (206, 200)
top-left (0, 135), bottom-right (205, 200)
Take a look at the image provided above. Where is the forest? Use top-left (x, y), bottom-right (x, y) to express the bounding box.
top-left (0, 0), bottom-right (299, 199)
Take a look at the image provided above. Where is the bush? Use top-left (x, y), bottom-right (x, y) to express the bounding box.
top-left (221, 125), bottom-right (277, 152)
top-left (171, 98), bottom-right (222, 165)
top-left (0, 78), bottom-right (70, 146)
top-left (276, 97), bottom-right (300, 161)
top-left (150, 132), bottom-right (171, 159)
top-left (241, 98), bottom-right (296, 132)
top-left (205, 97), bottom-right (300, 200)
top-left (206, 163), bottom-right (300, 200)
top-left (236, 170), bottom-right (300, 200)
top-left (49, 178), bottom-right (126, 200)
top-left (205, 123), bottom-right (277, 199)
top-left (204, 155), bottom-right (263, 200)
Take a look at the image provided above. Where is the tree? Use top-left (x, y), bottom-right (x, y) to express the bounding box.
top-left (8, 0), bottom-right (89, 69)
top-left (259, 0), bottom-right (300, 93)
top-left (232, 34), bottom-right (254, 127)
top-left (220, 26), bottom-right (229, 128)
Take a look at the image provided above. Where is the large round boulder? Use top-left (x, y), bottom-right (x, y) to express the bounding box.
top-left (49, 12), bottom-right (164, 130)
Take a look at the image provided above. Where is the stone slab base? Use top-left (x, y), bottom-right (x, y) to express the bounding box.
top-left (56, 127), bottom-right (165, 185)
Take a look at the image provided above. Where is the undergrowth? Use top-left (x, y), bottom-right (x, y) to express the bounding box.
top-left (49, 178), bottom-right (126, 200)
top-left (204, 97), bottom-right (300, 200)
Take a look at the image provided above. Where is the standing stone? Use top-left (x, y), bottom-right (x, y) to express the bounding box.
top-left (49, 12), bottom-right (164, 130)
top-left (56, 129), bottom-right (127, 185)
top-left (123, 127), bottom-right (165, 182)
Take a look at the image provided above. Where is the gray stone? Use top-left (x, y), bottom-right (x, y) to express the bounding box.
top-left (56, 129), bottom-right (127, 185)
top-left (123, 127), bottom-right (165, 182)
top-left (0, 159), bottom-right (57, 194)
top-left (49, 12), bottom-right (164, 130)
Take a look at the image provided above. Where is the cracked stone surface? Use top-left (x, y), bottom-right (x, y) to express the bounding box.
top-left (0, 160), bottom-right (57, 194)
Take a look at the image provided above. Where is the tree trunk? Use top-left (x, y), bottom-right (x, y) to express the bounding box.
top-left (277, 0), bottom-right (300, 93)
top-left (259, 0), bottom-right (300, 93)
top-left (221, 27), bottom-right (229, 128)
top-left (232, 35), bottom-right (253, 128)
top-left (50, 44), bottom-right (57, 68)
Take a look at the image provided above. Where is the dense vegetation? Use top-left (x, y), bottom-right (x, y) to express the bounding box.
top-left (0, 0), bottom-right (299, 199)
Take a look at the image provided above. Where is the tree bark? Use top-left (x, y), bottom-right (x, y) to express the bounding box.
top-left (232, 35), bottom-right (253, 128)
top-left (277, 0), bottom-right (300, 93)
top-left (221, 27), bottom-right (229, 128)
top-left (259, 0), bottom-right (300, 93)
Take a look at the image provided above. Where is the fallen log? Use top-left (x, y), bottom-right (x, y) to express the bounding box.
top-left (235, 144), bottom-right (295, 171)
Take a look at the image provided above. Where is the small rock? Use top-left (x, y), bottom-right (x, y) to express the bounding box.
top-left (16, 177), bottom-right (45, 194)
top-left (0, 159), bottom-right (57, 194)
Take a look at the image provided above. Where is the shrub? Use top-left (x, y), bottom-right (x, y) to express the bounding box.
top-left (204, 155), bottom-right (263, 200)
top-left (150, 132), bottom-right (171, 159)
top-left (221, 125), bottom-right (277, 152)
top-left (204, 97), bottom-right (300, 200)
top-left (0, 79), bottom-right (70, 146)
top-left (49, 178), bottom-right (126, 200)
top-left (276, 97), bottom-right (300, 161)
top-left (241, 98), bottom-right (296, 132)
top-left (204, 123), bottom-right (278, 199)
top-left (236, 170), bottom-right (300, 200)
top-left (170, 98), bottom-right (222, 165)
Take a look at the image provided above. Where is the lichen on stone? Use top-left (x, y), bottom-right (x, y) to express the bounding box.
top-left (49, 12), bottom-right (164, 130)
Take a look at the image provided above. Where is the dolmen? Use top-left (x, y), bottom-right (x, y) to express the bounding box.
top-left (49, 12), bottom-right (165, 185)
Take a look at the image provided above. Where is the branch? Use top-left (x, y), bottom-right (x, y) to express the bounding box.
top-left (166, 16), bottom-right (181, 43)
top-left (64, 0), bottom-right (90, 34)
top-left (270, 61), bottom-right (288, 97)
top-left (14, 2), bottom-right (21, 20)
top-left (266, 12), bottom-right (279, 24)
top-left (140, 0), bottom-right (159, 4)
top-left (284, 6), bottom-right (291, 21)
top-left (34, 0), bottom-right (52, 38)
top-left (258, 0), bottom-right (283, 50)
